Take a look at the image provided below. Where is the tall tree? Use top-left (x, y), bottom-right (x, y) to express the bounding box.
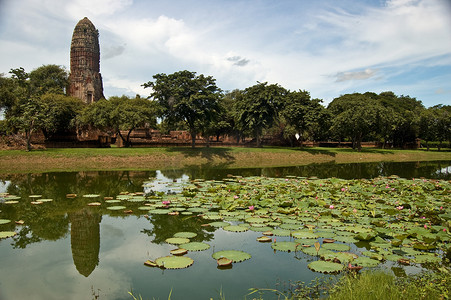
top-left (143, 70), bottom-right (222, 148)
top-left (280, 90), bottom-right (326, 147)
top-left (78, 96), bottom-right (157, 147)
top-left (236, 82), bottom-right (287, 147)
top-left (28, 65), bottom-right (68, 96)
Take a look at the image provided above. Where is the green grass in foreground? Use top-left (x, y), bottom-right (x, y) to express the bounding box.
top-left (127, 269), bottom-right (450, 300)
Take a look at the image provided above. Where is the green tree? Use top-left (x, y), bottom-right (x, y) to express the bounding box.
top-left (236, 82), bottom-right (287, 147)
top-left (78, 96), bottom-right (157, 147)
top-left (28, 64), bottom-right (68, 96)
top-left (9, 98), bottom-right (50, 151)
top-left (143, 70), bottom-right (222, 148)
top-left (280, 90), bottom-right (326, 147)
top-left (329, 94), bottom-right (387, 151)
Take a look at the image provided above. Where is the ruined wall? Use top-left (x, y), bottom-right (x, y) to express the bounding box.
top-left (68, 17), bottom-right (104, 104)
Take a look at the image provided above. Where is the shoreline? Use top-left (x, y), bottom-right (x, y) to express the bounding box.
top-left (0, 147), bottom-right (449, 174)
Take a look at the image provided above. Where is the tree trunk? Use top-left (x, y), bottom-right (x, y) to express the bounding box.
top-left (25, 130), bottom-right (32, 152)
top-left (190, 131), bottom-right (196, 148)
top-left (255, 128), bottom-right (262, 148)
top-left (126, 129), bottom-right (134, 147)
top-left (117, 131), bottom-right (127, 147)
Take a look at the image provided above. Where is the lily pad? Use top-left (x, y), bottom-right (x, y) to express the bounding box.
top-left (107, 205), bottom-right (127, 210)
top-left (271, 229), bottom-right (291, 237)
top-left (155, 256), bottom-right (194, 269)
top-left (308, 260), bottom-right (344, 274)
top-left (271, 241), bottom-right (300, 252)
top-left (208, 221), bottom-right (230, 228)
top-left (223, 225), bottom-right (248, 232)
top-left (414, 254), bottom-right (442, 264)
top-left (165, 237), bottom-right (190, 245)
top-left (0, 219), bottom-right (11, 225)
top-left (170, 248), bottom-right (188, 256)
top-left (322, 243), bottom-right (351, 252)
top-left (291, 231), bottom-right (318, 239)
top-left (173, 232), bottom-right (197, 239)
top-left (83, 194), bottom-right (100, 198)
top-left (212, 250), bottom-right (251, 263)
top-left (257, 236), bottom-right (272, 243)
top-left (180, 242), bottom-right (210, 251)
top-left (0, 231), bottom-right (17, 239)
top-left (353, 256), bottom-right (381, 267)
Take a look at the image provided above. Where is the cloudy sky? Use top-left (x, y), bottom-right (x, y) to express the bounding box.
top-left (0, 0), bottom-right (450, 107)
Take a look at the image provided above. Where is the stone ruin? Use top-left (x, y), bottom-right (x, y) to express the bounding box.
top-left (68, 17), bottom-right (104, 104)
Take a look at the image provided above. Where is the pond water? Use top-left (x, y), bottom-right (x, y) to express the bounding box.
top-left (0, 160), bottom-right (450, 300)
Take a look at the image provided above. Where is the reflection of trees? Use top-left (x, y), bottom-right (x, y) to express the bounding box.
top-left (0, 171), bottom-right (156, 249)
top-left (141, 214), bottom-right (215, 244)
top-left (69, 208), bottom-right (101, 277)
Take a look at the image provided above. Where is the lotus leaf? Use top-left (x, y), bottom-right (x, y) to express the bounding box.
top-left (321, 252), bottom-right (357, 263)
top-left (180, 242), bottom-right (210, 251)
top-left (202, 214), bottom-right (222, 220)
top-left (88, 202), bottom-right (101, 206)
top-left (144, 260), bottom-right (158, 267)
top-left (212, 250), bottom-right (251, 263)
top-left (301, 247), bottom-right (333, 256)
top-left (280, 223), bottom-right (302, 230)
top-left (0, 231), bottom-right (17, 239)
top-left (355, 231), bottom-right (376, 241)
top-left (83, 194), bottom-right (100, 198)
top-left (148, 209), bottom-right (171, 215)
top-left (412, 242), bottom-right (436, 250)
top-left (107, 206), bottom-right (127, 210)
top-left (385, 254), bottom-right (403, 262)
top-left (165, 237), bottom-right (190, 245)
top-left (257, 236), bottom-right (272, 242)
top-left (39, 199), bottom-right (53, 202)
top-left (223, 225), bottom-right (248, 232)
top-left (170, 248), bottom-right (188, 255)
top-left (173, 232), bottom-right (197, 239)
top-left (208, 221), bottom-right (230, 228)
top-left (316, 231), bottom-right (336, 239)
top-left (29, 195), bottom-right (42, 198)
top-left (245, 217), bottom-right (267, 224)
top-left (322, 243), bottom-right (350, 251)
top-left (361, 251), bottom-right (384, 261)
top-left (271, 241), bottom-right (299, 252)
top-left (413, 254), bottom-right (441, 264)
top-left (217, 257), bottom-right (233, 267)
top-left (250, 226), bottom-right (273, 232)
top-left (0, 219), bottom-right (11, 225)
top-left (291, 231), bottom-right (318, 239)
top-left (105, 200), bottom-right (121, 203)
top-left (4, 200), bottom-right (18, 204)
top-left (294, 239), bottom-right (317, 246)
top-left (155, 256), bottom-right (194, 269)
top-left (271, 229), bottom-right (291, 237)
top-left (353, 256), bottom-right (381, 267)
top-left (308, 260), bottom-right (344, 274)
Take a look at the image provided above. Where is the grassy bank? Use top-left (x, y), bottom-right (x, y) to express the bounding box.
top-left (0, 146), bottom-right (449, 173)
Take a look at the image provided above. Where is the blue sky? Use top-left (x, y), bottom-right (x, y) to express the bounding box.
top-left (0, 0), bottom-right (450, 107)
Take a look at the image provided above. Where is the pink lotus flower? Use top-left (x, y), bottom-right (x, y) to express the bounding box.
top-left (162, 200), bottom-right (171, 205)
top-left (329, 205), bottom-right (334, 209)
top-left (341, 188), bottom-right (346, 192)
top-left (443, 228), bottom-right (447, 232)
top-left (353, 208), bottom-right (357, 213)
top-left (424, 224), bottom-right (428, 229)
top-left (234, 195), bottom-right (239, 199)
top-left (248, 205), bottom-right (255, 211)
top-left (396, 206), bottom-right (403, 210)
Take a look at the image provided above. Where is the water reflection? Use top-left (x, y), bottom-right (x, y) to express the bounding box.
top-left (69, 209), bottom-right (101, 277)
top-left (0, 160), bottom-right (449, 298)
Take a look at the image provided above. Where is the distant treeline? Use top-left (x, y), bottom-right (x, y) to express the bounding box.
top-left (1, 65), bottom-right (450, 150)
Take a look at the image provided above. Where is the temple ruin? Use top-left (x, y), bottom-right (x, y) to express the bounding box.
top-left (68, 17), bottom-right (104, 104)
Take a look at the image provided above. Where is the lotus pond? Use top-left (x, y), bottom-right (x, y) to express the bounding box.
top-left (0, 161), bottom-right (450, 299)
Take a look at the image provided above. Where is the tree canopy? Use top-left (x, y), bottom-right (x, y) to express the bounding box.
top-left (143, 70), bottom-right (222, 147)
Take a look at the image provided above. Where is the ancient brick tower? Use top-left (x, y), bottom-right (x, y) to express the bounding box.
top-left (68, 17), bottom-right (104, 104)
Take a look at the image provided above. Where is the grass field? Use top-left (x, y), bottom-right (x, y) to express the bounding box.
top-left (0, 146), bottom-right (449, 173)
